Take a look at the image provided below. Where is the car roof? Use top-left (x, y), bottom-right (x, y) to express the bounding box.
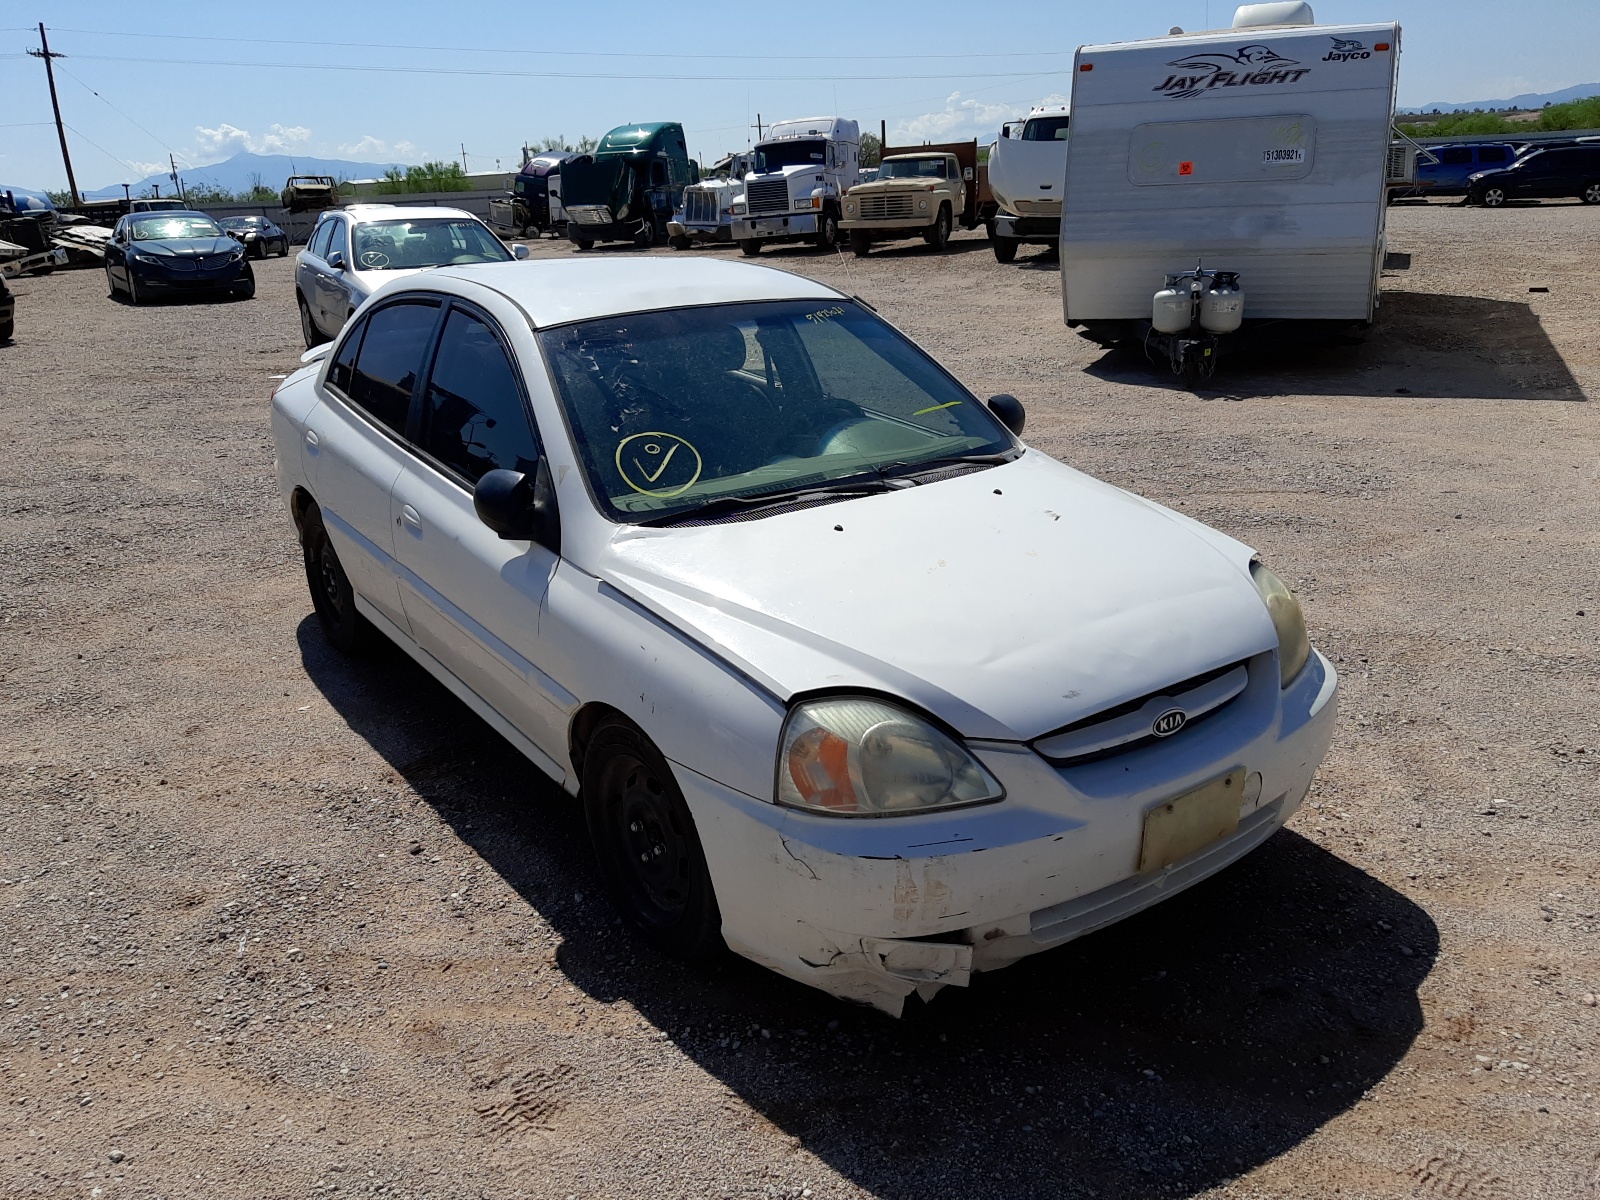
top-left (337, 204), bottom-right (479, 224)
top-left (125, 209), bottom-right (211, 220)
top-left (424, 257), bottom-right (844, 328)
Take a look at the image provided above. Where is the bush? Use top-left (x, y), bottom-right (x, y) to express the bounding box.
top-left (1539, 96), bottom-right (1600, 131)
top-left (1400, 111), bottom-right (1518, 137)
top-left (373, 162), bottom-right (471, 195)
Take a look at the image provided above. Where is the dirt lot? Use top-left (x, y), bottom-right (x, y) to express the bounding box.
top-left (1, 202), bottom-right (1597, 1200)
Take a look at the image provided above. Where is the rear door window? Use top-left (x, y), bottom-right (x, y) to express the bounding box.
top-left (345, 300), bottom-right (441, 436)
top-left (1440, 148), bottom-right (1473, 165)
top-left (419, 307), bottom-right (540, 483)
top-left (1476, 146), bottom-right (1508, 164)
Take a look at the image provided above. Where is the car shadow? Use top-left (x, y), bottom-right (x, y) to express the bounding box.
top-left (298, 616), bottom-right (1436, 1198)
top-left (1084, 290), bottom-right (1586, 401)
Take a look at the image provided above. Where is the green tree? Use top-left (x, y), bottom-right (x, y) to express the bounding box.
top-left (1539, 95), bottom-right (1600, 131)
top-left (858, 132), bottom-right (882, 167)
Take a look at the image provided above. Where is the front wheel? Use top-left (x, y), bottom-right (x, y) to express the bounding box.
top-left (573, 237), bottom-right (594, 251)
top-left (105, 264), bottom-right (119, 298)
top-left (232, 271), bottom-right (256, 301)
top-left (583, 719), bottom-right (723, 961)
top-left (126, 271), bottom-right (144, 306)
top-left (298, 294), bottom-right (325, 348)
top-left (850, 230), bottom-right (871, 257)
top-left (301, 505), bottom-right (373, 654)
top-left (992, 236), bottom-right (1018, 264)
top-left (1480, 186), bottom-right (1506, 208)
top-left (1582, 182), bottom-right (1600, 205)
top-left (924, 205), bottom-right (952, 251)
top-left (812, 208), bottom-right (839, 250)
top-left (738, 238), bottom-right (762, 257)
top-left (669, 233), bottom-right (692, 251)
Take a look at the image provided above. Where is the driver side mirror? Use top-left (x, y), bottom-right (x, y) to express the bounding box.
top-left (327, 249), bottom-right (346, 271)
top-left (963, 167), bottom-right (974, 181)
top-left (986, 394), bottom-right (1026, 437)
top-left (473, 460), bottom-right (561, 554)
top-left (513, 243), bottom-right (531, 260)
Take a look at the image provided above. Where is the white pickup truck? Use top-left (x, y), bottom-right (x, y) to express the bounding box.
top-left (986, 104), bottom-right (1069, 263)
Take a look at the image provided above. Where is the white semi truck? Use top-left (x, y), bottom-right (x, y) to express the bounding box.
top-left (730, 117), bottom-right (859, 255)
top-left (987, 104), bottom-right (1070, 264)
top-left (1061, 2), bottom-right (1402, 385)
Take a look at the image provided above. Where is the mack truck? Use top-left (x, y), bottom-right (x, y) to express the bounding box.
top-left (838, 139), bottom-right (990, 256)
top-left (667, 152), bottom-right (754, 249)
top-left (562, 122), bottom-right (698, 250)
top-left (987, 104), bottom-right (1070, 263)
top-left (729, 117), bottom-right (859, 255)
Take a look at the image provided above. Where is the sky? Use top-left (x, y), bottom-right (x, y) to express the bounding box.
top-left (4, 0), bottom-right (1598, 192)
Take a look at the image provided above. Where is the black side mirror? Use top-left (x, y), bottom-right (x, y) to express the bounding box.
top-left (473, 461), bottom-right (561, 554)
top-left (986, 394), bottom-right (1026, 437)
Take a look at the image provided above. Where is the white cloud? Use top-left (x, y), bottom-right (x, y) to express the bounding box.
top-left (336, 135), bottom-right (417, 161)
top-left (891, 92), bottom-right (1069, 143)
top-left (192, 122), bottom-right (312, 158)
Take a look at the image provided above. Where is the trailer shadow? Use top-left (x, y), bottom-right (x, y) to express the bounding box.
top-left (1084, 290), bottom-right (1585, 402)
top-left (299, 619), bottom-right (1436, 1199)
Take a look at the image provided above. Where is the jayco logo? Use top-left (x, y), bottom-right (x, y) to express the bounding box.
top-left (1323, 36), bottom-right (1371, 62)
top-left (1152, 44), bottom-right (1311, 99)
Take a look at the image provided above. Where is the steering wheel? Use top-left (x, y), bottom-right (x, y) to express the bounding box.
top-left (357, 250), bottom-right (389, 269)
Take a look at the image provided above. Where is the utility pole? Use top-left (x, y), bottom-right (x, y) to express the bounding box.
top-left (122, 183), bottom-right (131, 202)
top-left (751, 114), bottom-right (764, 141)
top-left (461, 144), bottom-right (469, 172)
top-left (168, 153), bottom-right (187, 203)
top-left (28, 24), bottom-right (81, 206)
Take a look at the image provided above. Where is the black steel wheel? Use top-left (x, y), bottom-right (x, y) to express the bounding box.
top-left (300, 505), bottom-right (372, 654)
top-left (583, 719), bottom-right (722, 961)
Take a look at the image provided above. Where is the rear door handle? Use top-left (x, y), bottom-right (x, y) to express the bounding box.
top-left (304, 429), bottom-right (319, 449)
top-left (399, 504), bottom-right (422, 532)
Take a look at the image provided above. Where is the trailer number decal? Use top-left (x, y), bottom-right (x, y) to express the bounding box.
top-left (1263, 149), bottom-right (1306, 164)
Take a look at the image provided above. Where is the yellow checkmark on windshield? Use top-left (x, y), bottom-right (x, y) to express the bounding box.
top-left (634, 442), bottom-right (679, 482)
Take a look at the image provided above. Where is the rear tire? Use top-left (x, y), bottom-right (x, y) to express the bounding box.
top-left (0, 318), bottom-right (12, 341)
top-left (1480, 186), bottom-right (1506, 208)
top-left (583, 718), bottom-right (723, 962)
top-left (301, 505), bottom-right (373, 655)
top-left (298, 294), bottom-right (325, 348)
top-left (992, 236), bottom-right (1018, 264)
top-left (1583, 182), bottom-right (1600, 205)
top-left (739, 238), bottom-right (762, 257)
top-left (850, 230), bottom-right (871, 257)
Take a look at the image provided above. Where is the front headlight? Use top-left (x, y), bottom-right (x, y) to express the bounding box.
top-left (1250, 561), bottom-right (1311, 686)
top-left (844, 201), bottom-right (856, 215)
top-left (776, 696), bottom-right (1004, 817)
top-left (132, 253), bottom-right (163, 264)
top-left (730, 202), bottom-right (746, 215)
top-left (918, 198), bottom-right (929, 212)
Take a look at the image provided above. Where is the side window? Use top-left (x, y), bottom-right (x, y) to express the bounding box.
top-left (1477, 146), bottom-right (1508, 163)
top-left (346, 301), bottom-right (440, 435)
top-left (310, 219), bottom-right (334, 259)
top-left (328, 219), bottom-right (350, 261)
top-left (1440, 147), bottom-right (1473, 165)
top-left (651, 161), bottom-right (667, 187)
top-left (328, 316), bottom-right (366, 394)
top-left (420, 307), bottom-right (540, 483)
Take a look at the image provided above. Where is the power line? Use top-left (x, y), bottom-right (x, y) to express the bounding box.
top-left (48, 25), bottom-right (1077, 63)
top-left (68, 51), bottom-right (1066, 84)
top-left (54, 60), bottom-right (181, 160)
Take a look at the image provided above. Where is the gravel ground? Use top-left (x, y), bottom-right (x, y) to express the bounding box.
top-left (1, 201), bottom-right (1597, 1200)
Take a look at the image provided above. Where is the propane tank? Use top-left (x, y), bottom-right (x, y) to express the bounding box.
top-left (1200, 272), bottom-right (1244, 334)
top-left (1152, 280), bottom-right (1192, 334)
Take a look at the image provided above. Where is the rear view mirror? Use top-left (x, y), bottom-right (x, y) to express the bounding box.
top-left (986, 394), bottom-right (1026, 437)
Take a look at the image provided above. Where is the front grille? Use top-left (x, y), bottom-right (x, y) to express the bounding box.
top-left (683, 189), bottom-right (720, 225)
top-left (201, 252), bottom-right (237, 270)
top-left (165, 257), bottom-right (198, 273)
top-left (566, 205), bottom-right (612, 225)
top-left (1032, 659), bottom-right (1251, 765)
top-left (745, 179), bottom-right (789, 215)
top-left (858, 193), bottom-right (916, 221)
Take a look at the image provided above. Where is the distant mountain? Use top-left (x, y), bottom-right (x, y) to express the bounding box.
top-left (82, 150), bottom-right (406, 200)
top-left (1400, 82), bottom-right (1600, 115)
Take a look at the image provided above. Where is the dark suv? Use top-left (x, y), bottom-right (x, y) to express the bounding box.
top-left (1466, 145), bottom-right (1600, 207)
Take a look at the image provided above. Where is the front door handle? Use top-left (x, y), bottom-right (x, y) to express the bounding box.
top-left (399, 504), bottom-right (422, 532)
top-left (303, 429), bottom-right (319, 449)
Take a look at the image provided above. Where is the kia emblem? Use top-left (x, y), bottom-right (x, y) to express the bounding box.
top-left (1152, 709), bottom-right (1188, 737)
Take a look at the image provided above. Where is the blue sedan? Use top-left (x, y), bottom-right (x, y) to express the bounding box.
top-left (104, 211), bottom-right (255, 304)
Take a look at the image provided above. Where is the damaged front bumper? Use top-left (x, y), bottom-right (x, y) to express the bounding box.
top-left (677, 650), bottom-right (1338, 1016)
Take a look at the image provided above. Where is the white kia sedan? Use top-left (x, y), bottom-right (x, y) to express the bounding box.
top-left (271, 258), bottom-right (1338, 1015)
top-left (295, 204), bottom-right (528, 349)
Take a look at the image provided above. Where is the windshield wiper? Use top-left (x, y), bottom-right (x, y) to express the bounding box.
top-left (641, 478), bottom-right (892, 527)
top-left (876, 449), bottom-right (1020, 480)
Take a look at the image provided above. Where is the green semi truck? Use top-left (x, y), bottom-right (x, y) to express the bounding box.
top-left (561, 122), bottom-right (699, 249)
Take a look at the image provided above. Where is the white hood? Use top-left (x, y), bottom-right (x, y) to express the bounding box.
top-left (593, 452), bottom-right (1278, 741)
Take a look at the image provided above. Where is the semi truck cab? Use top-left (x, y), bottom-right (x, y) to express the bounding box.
top-left (562, 122), bottom-right (698, 249)
top-left (730, 117), bottom-right (859, 255)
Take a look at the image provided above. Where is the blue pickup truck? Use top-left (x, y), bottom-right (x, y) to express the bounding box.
top-left (1394, 142), bottom-right (1519, 199)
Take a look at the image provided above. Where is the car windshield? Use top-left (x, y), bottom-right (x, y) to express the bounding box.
top-left (1021, 116), bottom-right (1071, 141)
top-left (879, 157), bottom-right (948, 179)
top-left (540, 299), bottom-right (1013, 523)
top-left (755, 139), bottom-right (828, 172)
top-left (129, 215), bottom-right (221, 240)
top-left (221, 217), bottom-right (263, 228)
top-left (350, 219), bottom-right (512, 270)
